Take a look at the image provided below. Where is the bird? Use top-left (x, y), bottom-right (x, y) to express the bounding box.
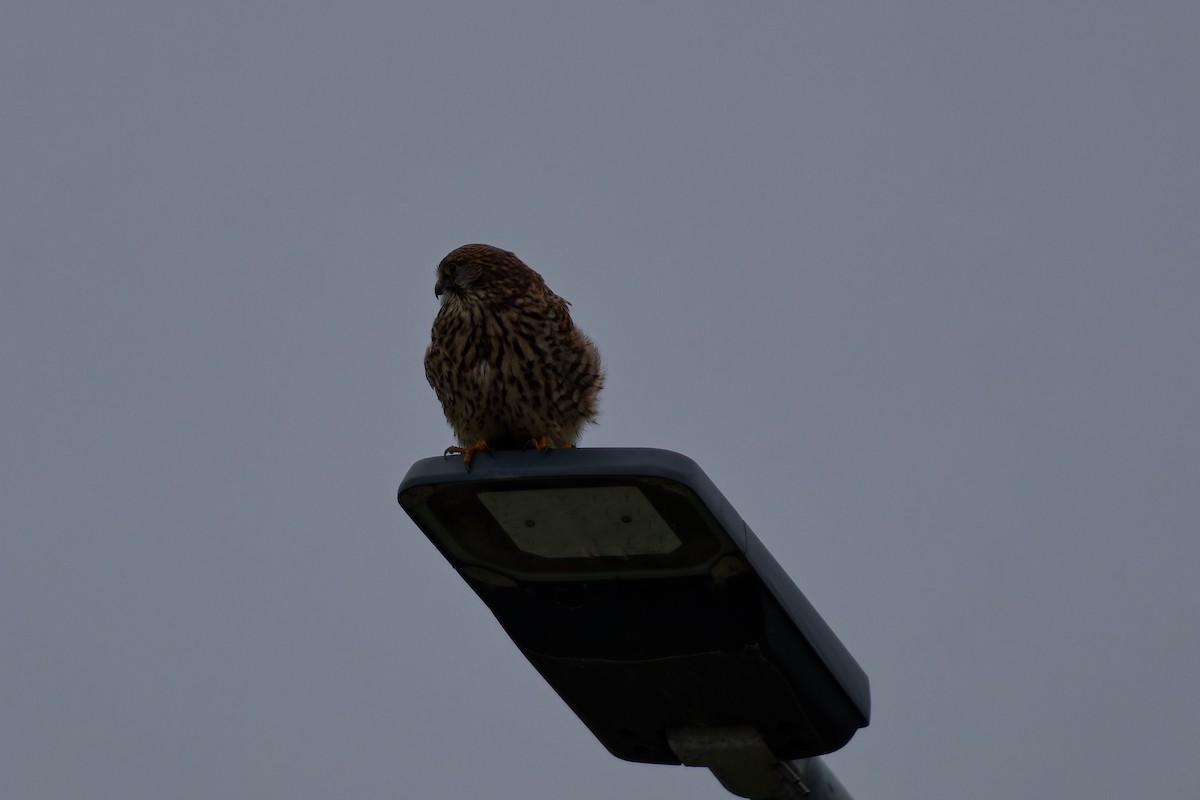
top-left (424, 243), bottom-right (604, 468)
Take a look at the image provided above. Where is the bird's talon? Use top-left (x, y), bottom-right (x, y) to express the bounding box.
top-left (526, 435), bottom-right (571, 452)
top-left (443, 439), bottom-right (493, 471)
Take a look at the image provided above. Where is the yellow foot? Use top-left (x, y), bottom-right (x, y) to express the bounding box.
top-left (444, 438), bottom-right (493, 471)
top-left (524, 436), bottom-right (574, 451)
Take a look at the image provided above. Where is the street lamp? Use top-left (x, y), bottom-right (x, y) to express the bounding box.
top-left (398, 447), bottom-right (869, 798)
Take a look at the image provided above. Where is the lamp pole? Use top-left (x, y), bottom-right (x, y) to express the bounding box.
top-left (668, 727), bottom-right (854, 799)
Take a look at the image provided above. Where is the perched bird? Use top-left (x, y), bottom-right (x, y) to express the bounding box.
top-left (425, 243), bottom-right (604, 467)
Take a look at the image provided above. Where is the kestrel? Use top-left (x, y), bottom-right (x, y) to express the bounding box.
top-left (424, 243), bottom-right (604, 467)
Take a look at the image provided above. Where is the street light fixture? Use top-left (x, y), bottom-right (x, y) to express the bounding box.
top-left (398, 447), bottom-right (869, 798)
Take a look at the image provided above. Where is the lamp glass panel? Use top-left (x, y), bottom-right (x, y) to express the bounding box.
top-left (479, 486), bottom-right (682, 558)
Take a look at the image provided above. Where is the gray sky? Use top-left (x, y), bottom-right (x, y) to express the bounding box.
top-left (3, 2), bottom-right (1198, 797)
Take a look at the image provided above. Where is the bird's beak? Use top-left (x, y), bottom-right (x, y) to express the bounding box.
top-left (434, 276), bottom-right (446, 298)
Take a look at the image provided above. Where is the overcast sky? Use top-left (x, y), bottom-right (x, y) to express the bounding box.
top-left (3, 2), bottom-right (1198, 798)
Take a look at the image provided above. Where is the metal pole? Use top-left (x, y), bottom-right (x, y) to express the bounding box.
top-left (668, 726), bottom-right (856, 800)
top-left (777, 757), bottom-right (855, 800)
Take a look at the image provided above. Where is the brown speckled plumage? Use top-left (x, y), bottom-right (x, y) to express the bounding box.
top-left (424, 243), bottom-right (604, 453)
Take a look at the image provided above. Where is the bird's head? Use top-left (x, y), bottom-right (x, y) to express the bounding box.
top-left (434, 243), bottom-right (543, 303)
